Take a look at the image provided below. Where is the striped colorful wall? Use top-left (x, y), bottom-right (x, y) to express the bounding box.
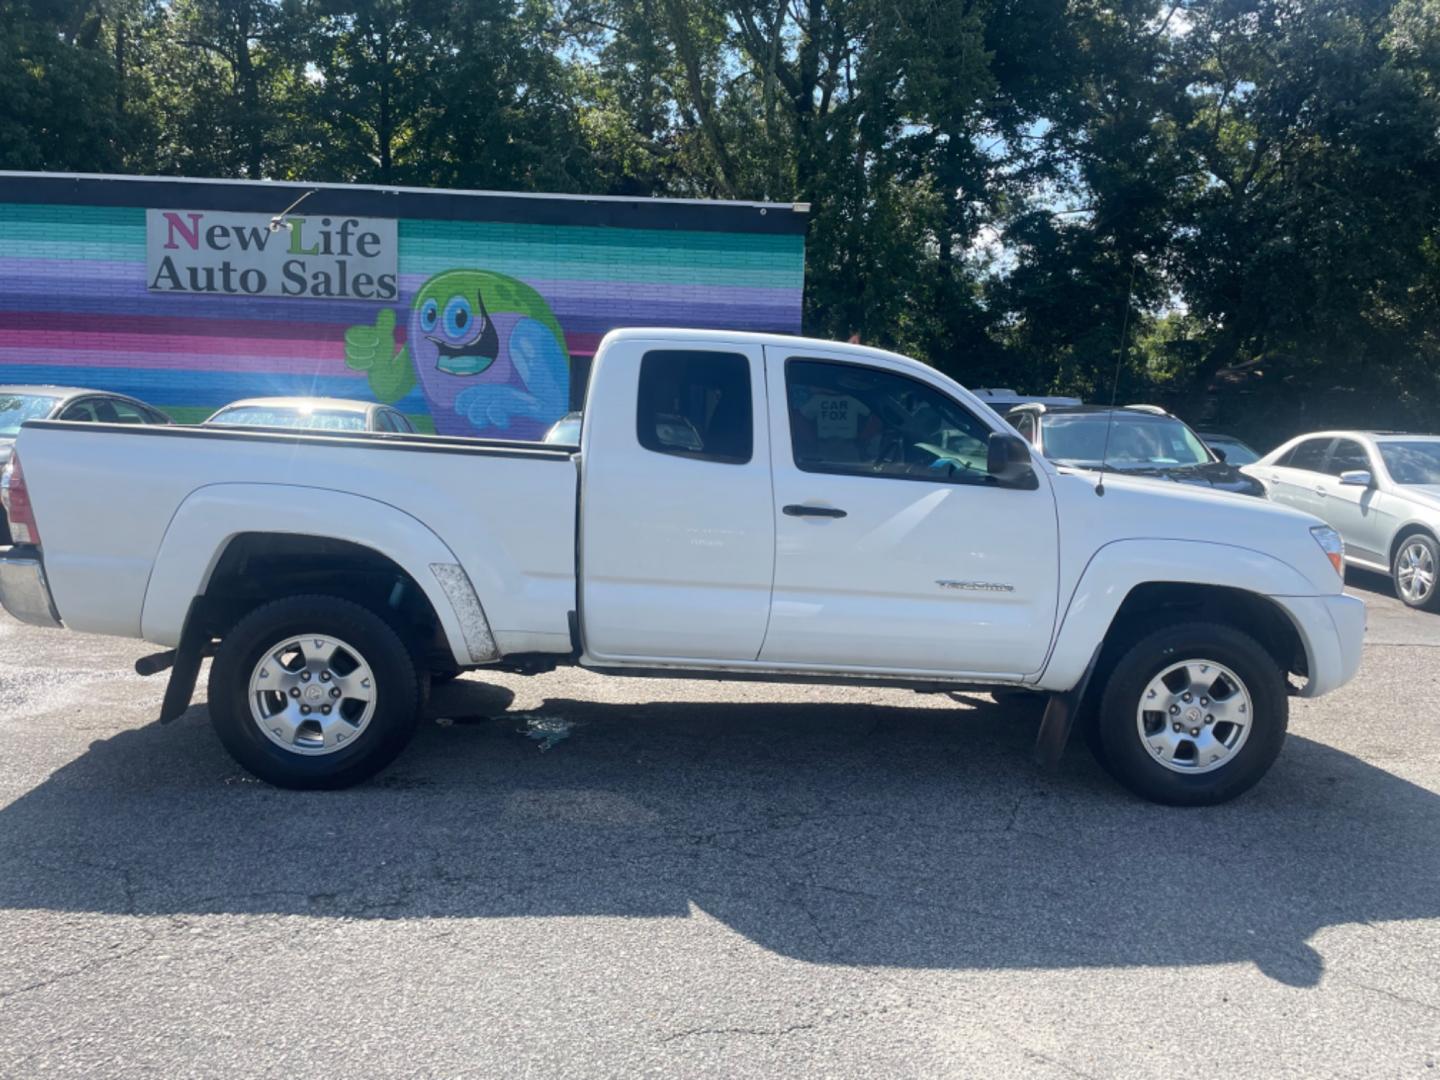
top-left (0, 176), bottom-right (806, 439)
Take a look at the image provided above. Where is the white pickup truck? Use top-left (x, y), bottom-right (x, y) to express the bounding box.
top-left (0, 329), bottom-right (1364, 804)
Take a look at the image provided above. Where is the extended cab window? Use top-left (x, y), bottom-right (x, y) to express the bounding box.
top-left (785, 359), bottom-right (992, 484)
top-left (636, 350), bottom-right (752, 464)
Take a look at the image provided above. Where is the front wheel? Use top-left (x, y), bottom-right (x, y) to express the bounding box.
top-left (1393, 533), bottom-right (1440, 612)
top-left (1091, 622), bottom-right (1288, 806)
top-left (207, 595), bottom-right (423, 789)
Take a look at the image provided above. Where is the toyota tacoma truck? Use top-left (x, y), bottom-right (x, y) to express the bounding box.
top-left (0, 329), bottom-right (1364, 804)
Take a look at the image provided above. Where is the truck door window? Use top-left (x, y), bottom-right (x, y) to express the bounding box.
top-left (636, 350), bottom-right (752, 464)
top-left (785, 359), bottom-right (993, 484)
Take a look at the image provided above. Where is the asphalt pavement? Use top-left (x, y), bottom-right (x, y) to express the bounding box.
top-left (1, 570), bottom-right (1437, 1077)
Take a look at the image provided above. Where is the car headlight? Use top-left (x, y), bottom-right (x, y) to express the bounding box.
top-left (1311, 524), bottom-right (1345, 577)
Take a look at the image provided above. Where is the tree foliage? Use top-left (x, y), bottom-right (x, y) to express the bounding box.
top-left (2, 0), bottom-right (1438, 443)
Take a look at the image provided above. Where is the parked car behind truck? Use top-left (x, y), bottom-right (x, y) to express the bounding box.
top-left (206, 397), bottom-right (416, 434)
top-left (1247, 431), bottom-right (1440, 611)
top-left (0, 386), bottom-right (170, 544)
top-left (1008, 403), bottom-right (1265, 497)
top-left (0, 330), bottom-right (1364, 805)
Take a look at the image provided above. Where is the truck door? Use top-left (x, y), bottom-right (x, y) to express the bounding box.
top-left (760, 347), bottom-right (1060, 677)
top-left (579, 338), bottom-right (775, 662)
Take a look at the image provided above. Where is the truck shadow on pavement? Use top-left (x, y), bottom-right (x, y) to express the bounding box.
top-left (2, 681), bottom-right (1436, 988)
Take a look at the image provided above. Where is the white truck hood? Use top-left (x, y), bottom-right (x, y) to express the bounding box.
top-left (1048, 468), bottom-right (1342, 595)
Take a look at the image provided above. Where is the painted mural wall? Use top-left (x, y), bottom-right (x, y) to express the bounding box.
top-left (0, 178), bottom-right (806, 440)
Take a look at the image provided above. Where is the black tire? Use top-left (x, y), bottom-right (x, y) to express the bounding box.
top-left (207, 595), bottom-right (423, 790)
top-left (1090, 622), bottom-right (1288, 806)
top-left (1392, 532), bottom-right (1440, 612)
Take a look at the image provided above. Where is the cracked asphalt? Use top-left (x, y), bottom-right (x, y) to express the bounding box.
top-left (1, 568), bottom-right (1438, 1077)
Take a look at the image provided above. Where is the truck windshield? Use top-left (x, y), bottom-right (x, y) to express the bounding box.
top-left (0, 394), bottom-right (61, 437)
top-left (209, 407), bottom-right (368, 432)
top-left (1043, 413), bottom-right (1212, 469)
top-left (1378, 440), bottom-right (1440, 485)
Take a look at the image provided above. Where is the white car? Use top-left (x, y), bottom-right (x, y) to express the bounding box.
top-left (1246, 431), bottom-right (1440, 610)
top-left (0, 329), bottom-right (1364, 805)
top-left (205, 397), bottom-right (416, 434)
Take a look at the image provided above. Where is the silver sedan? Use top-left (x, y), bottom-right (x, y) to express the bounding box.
top-left (204, 397), bottom-right (416, 434)
top-left (1245, 431), bottom-right (1440, 610)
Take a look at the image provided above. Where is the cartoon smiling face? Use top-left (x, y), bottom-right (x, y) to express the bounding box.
top-left (412, 274), bottom-right (501, 376)
top-left (400, 268), bottom-right (571, 436)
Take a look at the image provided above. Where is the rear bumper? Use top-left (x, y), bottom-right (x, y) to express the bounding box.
top-left (0, 546), bottom-right (62, 628)
top-left (1272, 592), bottom-right (1366, 698)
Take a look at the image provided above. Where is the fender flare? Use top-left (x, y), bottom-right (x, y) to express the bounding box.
top-left (1037, 537), bottom-right (1318, 692)
top-left (140, 483), bottom-right (496, 668)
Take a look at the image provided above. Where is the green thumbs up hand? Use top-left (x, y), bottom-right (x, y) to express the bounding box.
top-left (344, 307), bottom-right (393, 371)
top-left (344, 307), bottom-right (415, 404)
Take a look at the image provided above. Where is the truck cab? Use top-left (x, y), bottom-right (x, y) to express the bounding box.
top-left (579, 332), bottom-right (1058, 677)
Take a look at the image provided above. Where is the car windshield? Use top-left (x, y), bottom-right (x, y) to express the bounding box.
top-left (1378, 440), bottom-right (1440, 485)
top-left (1043, 413), bottom-right (1212, 469)
top-left (209, 406), bottom-right (367, 431)
top-left (1205, 437), bottom-right (1259, 465)
top-left (0, 394), bottom-right (60, 437)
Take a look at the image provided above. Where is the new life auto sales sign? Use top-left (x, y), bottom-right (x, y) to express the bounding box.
top-left (146, 209), bottom-right (398, 300)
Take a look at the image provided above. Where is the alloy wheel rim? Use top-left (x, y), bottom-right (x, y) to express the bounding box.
top-left (1136, 659), bottom-right (1253, 775)
top-left (247, 634), bottom-right (377, 756)
top-left (1397, 542), bottom-right (1435, 604)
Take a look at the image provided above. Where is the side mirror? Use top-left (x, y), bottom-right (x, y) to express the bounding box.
top-left (1339, 470), bottom-right (1373, 488)
top-left (987, 432), bottom-right (1038, 490)
top-left (1211, 446), bottom-right (1228, 463)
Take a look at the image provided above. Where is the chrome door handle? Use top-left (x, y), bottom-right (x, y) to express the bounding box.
top-left (1314, 486), bottom-right (1328, 497)
top-left (783, 504), bottom-right (847, 518)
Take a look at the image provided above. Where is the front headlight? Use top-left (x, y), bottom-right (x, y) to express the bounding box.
top-left (1311, 524), bottom-right (1345, 578)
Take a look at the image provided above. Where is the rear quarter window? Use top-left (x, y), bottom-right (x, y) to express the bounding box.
top-left (635, 350), bottom-right (753, 464)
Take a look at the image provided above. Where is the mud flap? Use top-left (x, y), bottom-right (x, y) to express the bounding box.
top-left (1033, 645), bottom-right (1102, 770)
top-left (158, 603), bottom-right (210, 724)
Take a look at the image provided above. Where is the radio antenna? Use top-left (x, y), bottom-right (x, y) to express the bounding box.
top-left (1095, 254), bottom-right (1140, 497)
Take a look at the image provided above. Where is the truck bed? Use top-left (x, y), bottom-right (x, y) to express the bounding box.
top-left (15, 420), bottom-right (579, 652)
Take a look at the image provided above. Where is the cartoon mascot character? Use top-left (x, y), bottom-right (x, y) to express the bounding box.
top-left (344, 269), bottom-right (569, 439)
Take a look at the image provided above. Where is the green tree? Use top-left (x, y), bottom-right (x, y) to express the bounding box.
top-left (0, 0), bottom-right (158, 171)
top-left (146, 0), bottom-right (312, 178)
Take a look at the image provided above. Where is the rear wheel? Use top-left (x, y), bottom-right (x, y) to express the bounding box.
top-left (1091, 622), bottom-right (1288, 806)
top-left (1393, 533), bottom-right (1440, 612)
top-left (207, 595), bottom-right (422, 789)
